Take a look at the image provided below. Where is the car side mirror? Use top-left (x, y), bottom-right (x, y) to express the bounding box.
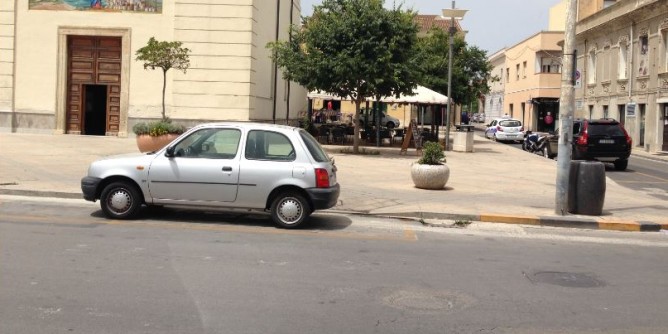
top-left (164, 146), bottom-right (175, 157)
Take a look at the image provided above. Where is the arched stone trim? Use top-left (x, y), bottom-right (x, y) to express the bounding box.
top-left (659, 18), bottom-right (668, 31)
top-left (55, 27), bottom-right (131, 136)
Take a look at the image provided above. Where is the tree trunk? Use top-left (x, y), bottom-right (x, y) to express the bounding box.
top-left (353, 99), bottom-right (362, 154)
top-left (161, 69), bottom-right (167, 121)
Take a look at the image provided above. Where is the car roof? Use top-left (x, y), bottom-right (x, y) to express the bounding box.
top-left (190, 122), bottom-right (299, 132)
top-left (493, 118), bottom-right (521, 122)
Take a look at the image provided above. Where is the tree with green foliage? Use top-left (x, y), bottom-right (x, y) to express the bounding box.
top-left (135, 37), bottom-right (191, 121)
top-left (415, 28), bottom-right (492, 110)
top-left (268, 0), bottom-right (420, 153)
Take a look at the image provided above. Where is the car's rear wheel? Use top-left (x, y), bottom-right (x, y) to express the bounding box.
top-left (613, 159), bottom-right (628, 171)
top-left (100, 181), bottom-right (142, 219)
top-left (270, 191), bottom-right (311, 228)
top-left (386, 122), bottom-right (395, 129)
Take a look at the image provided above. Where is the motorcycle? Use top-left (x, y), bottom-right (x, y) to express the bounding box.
top-left (523, 131), bottom-right (550, 157)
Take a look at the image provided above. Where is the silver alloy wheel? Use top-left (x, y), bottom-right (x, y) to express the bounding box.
top-left (276, 197), bottom-right (303, 225)
top-left (107, 188), bottom-right (133, 215)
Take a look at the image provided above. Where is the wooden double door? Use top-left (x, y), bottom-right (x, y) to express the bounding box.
top-left (66, 36), bottom-right (122, 135)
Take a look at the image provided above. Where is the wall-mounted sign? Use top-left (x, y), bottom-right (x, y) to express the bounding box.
top-left (29, 0), bottom-right (162, 13)
top-left (626, 102), bottom-right (636, 117)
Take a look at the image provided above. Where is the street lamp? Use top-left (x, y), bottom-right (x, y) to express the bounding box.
top-left (442, 1), bottom-right (467, 150)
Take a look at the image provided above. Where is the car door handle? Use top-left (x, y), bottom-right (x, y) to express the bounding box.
top-left (222, 166), bottom-right (233, 172)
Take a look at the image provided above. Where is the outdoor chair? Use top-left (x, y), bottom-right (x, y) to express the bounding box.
top-left (317, 126), bottom-right (330, 144)
top-left (392, 128), bottom-right (405, 145)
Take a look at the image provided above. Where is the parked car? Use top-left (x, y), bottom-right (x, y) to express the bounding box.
top-left (359, 109), bottom-right (401, 128)
top-left (472, 113), bottom-right (485, 123)
top-left (484, 118), bottom-right (524, 142)
top-left (546, 118), bottom-right (632, 170)
top-left (81, 122), bottom-right (340, 228)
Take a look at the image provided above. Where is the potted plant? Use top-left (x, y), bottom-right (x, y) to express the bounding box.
top-left (411, 141), bottom-right (450, 189)
top-left (133, 37), bottom-right (191, 152)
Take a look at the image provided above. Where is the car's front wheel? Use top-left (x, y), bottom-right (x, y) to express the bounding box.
top-left (386, 122), bottom-right (395, 129)
top-left (270, 191), bottom-right (311, 228)
top-left (100, 181), bottom-right (142, 219)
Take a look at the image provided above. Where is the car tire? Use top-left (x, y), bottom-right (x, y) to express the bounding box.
top-left (386, 122), bottom-right (395, 129)
top-left (613, 159), bottom-right (628, 171)
top-left (100, 181), bottom-right (142, 219)
top-left (270, 191), bottom-right (311, 229)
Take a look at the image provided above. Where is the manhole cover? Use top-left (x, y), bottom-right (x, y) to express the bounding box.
top-left (530, 271), bottom-right (606, 288)
top-left (382, 288), bottom-right (475, 313)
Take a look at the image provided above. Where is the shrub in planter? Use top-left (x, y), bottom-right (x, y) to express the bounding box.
top-left (411, 141), bottom-right (450, 189)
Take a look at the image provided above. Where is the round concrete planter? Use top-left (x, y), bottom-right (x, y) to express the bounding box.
top-left (411, 162), bottom-right (450, 190)
top-left (135, 134), bottom-right (180, 153)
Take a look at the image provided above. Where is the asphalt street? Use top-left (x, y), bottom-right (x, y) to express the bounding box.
top-left (2, 195), bottom-right (668, 334)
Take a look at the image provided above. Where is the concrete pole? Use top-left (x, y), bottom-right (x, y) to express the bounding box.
top-left (444, 0), bottom-right (455, 151)
top-left (555, 0), bottom-right (577, 215)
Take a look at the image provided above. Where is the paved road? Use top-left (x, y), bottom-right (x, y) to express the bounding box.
top-left (2, 195), bottom-right (668, 334)
top-left (475, 129), bottom-right (668, 201)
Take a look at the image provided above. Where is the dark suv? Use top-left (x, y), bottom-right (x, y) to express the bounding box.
top-left (547, 118), bottom-right (632, 170)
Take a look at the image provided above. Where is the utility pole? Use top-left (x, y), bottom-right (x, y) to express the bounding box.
top-left (555, 0), bottom-right (577, 215)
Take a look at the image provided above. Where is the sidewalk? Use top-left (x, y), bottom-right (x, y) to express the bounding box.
top-left (1, 132), bottom-right (666, 232)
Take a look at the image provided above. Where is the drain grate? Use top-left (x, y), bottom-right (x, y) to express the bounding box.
top-left (381, 288), bottom-right (476, 313)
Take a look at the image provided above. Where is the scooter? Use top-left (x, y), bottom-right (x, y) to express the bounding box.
top-left (523, 131), bottom-right (550, 157)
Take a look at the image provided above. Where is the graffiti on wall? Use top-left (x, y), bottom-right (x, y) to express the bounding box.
top-left (29, 0), bottom-right (162, 13)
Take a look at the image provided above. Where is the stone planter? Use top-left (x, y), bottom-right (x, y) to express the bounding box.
top-left (411, 162), bottom-right (450, 190)
top-left (136, 134), bottom-right (180, 153)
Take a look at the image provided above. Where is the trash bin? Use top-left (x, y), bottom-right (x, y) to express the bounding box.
top-left (568, 160), bottom-right (606, 215)
top-left (453, 124), bottom-right (474, 152)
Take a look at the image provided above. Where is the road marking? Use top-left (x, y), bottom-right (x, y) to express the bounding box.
top-left (1, 213), bottom-right (416, 242)
top-left (403, 228), bottom-right (418, 241)
top-left (631, 171), bottom-right (668, 182)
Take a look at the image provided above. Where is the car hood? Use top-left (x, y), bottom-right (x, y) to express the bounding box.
top-left (87, 152), bottom-right (157, 177)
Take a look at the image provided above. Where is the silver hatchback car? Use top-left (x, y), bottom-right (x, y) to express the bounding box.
top-left (81, 122), bottom-right (340, 228)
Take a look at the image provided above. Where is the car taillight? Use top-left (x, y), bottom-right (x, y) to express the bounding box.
top-left (621, 126), bottom-right (632, 146)
top-left (520, 126), bottom-right (524, 132)
top-left (496, 125), bottom-right (503, 132)
top-left (577, 122), bottom-right (588, 145)
top-left (315, 168), bottom-right (330, 188)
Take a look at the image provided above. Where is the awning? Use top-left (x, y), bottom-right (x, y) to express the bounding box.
top-left (307, 85), bottom-right (449, 104)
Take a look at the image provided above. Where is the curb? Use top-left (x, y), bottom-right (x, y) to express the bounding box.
top-left (362, 211), bottom-right (666, 233)
top-left (2, 189), bottom-right (665, 232)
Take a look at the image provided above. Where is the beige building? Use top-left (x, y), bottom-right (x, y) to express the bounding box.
top-left (0, 0), bottom-right (306, 136)
top-left (502, 31), bottom-right (564, 133)
top-left (574, 0), bottom-right (668, 153)
top-left (483, 1), bottom-right (565, 132)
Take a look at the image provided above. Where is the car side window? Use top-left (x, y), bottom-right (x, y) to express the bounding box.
top-left (173, 128), bottom-right (241, 159)
top-left (245, 130), bottom-right (295, 161)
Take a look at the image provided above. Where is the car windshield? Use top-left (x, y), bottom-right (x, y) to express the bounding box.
top-left (499, 120), bottom-right (521, 127)
top-left (588, 124), bottom-right (625, 136)
top-left (299, 129), bottom-right (330, 162)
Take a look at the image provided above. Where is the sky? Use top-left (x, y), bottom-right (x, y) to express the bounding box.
top-left (299, 0), bottom-right (562, 54)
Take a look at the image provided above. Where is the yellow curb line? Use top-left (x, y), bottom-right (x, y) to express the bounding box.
top-left (596, 221), bottom-right (642, 232)
top-left (479, 214), bottom-right (540, 225)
